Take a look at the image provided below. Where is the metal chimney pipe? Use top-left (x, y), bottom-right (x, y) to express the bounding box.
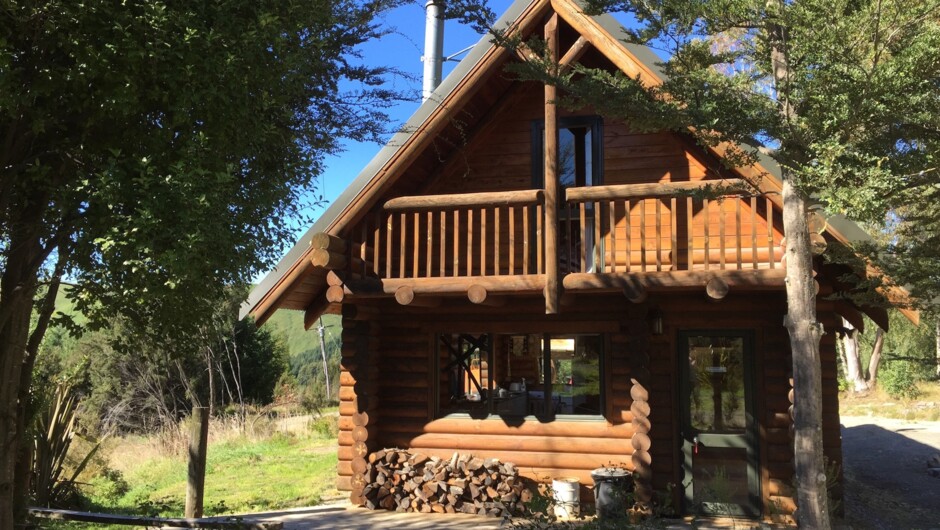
top-left (422, 0), bottom-right (445, 101)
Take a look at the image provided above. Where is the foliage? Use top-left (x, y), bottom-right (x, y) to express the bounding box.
top-left (309, 415), bottom-right (340, 439)
top-left (1, 0), bottom-right (404, 523)
top-left (30, 383), bottom-right (102, 508)
top-left (879, 362), bottom-right (923, 400)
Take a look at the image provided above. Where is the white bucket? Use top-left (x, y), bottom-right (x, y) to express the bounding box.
top-left (552, 477), bottom-right (580, 519)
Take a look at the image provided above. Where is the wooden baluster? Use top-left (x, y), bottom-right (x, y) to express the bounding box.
top-left (594, 201), bottom-right (602, 272)
top-left (671, 197), bottom-right (677, 271)
top-left (735, 198), bottom-right (742, 270)
top-left (640, 199), bottom-right (647, 272)
top-left (523, 205), bottom-right (530, 274)
top-left (467, 209), bottom-right (474, 276)
top-left (440, 210), bottom-right (446, 277)
top-left (427, 211), bottom-right (433, 277)
top-left (719, 200), bottom-right (726, 270)
top-left (373, 211), bottom-right (381, 277)
top-left (536, 203), bottom-right (543, 275)
top-left (399, 212), bottom-right (407, 278)
top-left (703, 199), bottom-right (710, 271)
top-left (481, 207), bottom-right (487, 276)
top-left (386, 212), bottom-right (393, 279)
top-left (360, 222), bottom-right (368, 277)
top-left (625, 199), bottom-right (631, 273)
top-left (453, 209), bottom-right (460, 277)
top-left (413, 211), bottom-right (420, 278)
top-left (686, 197), bottom-right (694, 271)
top-left (655, 199), bottom-right (662, 272)
top-left (609, 200), bottom-right (617, 273)
top-left (767, 197), bottom-right (775, 269)
top-left (751, 197), bottom-right (758, 269)
top-left (509, 206), bottom-right (515, 275)
top-left (566, 203), bottom-right (573, 272)
top-left (494, 206), bottom-right (501, 275)
top-left (580, 202), bottom-right (587, 273)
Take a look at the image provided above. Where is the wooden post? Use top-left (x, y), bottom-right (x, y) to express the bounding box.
top-left (543, 13), bottom-right (560, 314)
top-left (185, 407), bottom-right (209, 518)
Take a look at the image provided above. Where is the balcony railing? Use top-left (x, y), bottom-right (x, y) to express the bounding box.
top-left (357, 189), bottom-right (545, 280)
top-left (563, 181), bottom-right (782, 274)
top-left (349, 180), bottom-right (782, 283)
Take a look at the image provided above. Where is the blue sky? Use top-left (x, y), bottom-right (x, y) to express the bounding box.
top-left (310, 0), bottom-right (514, 221)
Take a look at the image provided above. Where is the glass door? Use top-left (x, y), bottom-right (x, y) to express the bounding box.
top-left (679, 331), bottom-right (760, 517)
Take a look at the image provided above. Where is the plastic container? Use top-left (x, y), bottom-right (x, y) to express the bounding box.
top-left (551, 477), bottom-right (580, 519)
top-left (591, 467), bottom-right (631, 520)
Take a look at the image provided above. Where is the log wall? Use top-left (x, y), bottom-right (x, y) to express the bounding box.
top-left (335, 290), bottom-right (844, 520)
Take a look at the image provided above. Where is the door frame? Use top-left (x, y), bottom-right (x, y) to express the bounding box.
top-left (677, 329), bottom-right (761, 517)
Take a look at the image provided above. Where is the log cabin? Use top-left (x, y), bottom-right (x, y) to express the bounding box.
top-left (242, 0), bottom-right (915, 521)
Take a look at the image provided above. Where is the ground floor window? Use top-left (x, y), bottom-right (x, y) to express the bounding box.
top-left (436, 332), bottom-right (603, 418)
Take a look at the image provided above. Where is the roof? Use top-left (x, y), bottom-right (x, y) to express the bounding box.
top-left (242, 0), bottom-right (916, 326)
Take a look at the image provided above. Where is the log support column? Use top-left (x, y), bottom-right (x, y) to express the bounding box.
top-left (339, 305), bottom-right (380, 504)
top-left (627, 311), bottom-right (653, 506)
top-left (543, 14), bottom-right (560, 315)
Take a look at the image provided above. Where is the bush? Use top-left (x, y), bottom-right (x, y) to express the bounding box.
top-left (879, 362), bottom-right (922, 400)
top-left (309, 415), bottom-right (339, 439)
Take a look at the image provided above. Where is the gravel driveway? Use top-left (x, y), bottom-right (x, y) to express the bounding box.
top-left (841, 416), bottom-right (940, 529)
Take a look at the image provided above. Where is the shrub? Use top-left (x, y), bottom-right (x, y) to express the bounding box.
top-left (879, 362), bottom-right (922, 400)
top-left (309, 415), bottom-right (339, 439)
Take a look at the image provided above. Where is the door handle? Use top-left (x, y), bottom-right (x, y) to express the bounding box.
top-left (693, 435), bottom-right (700, 455)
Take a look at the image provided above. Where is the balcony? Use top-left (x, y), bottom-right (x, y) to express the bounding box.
top-left (334, 179), bottom-right (785, 307)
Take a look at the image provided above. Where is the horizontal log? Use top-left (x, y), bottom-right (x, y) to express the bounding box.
top-left (28, 509), bottom-right (282, 530)
top-left (380, 432), bottom-right (635, 456)
top-left (310, 248), bottom-right (346, 269)
top-left (563, 269), bottom-right (786, 293)
top-left (311, 232), bottom-right (347, 253)
top-left (384, 189), bottom-right (544, 211)
top-left (345, 275), bottom-right (545, 298)
top-left (337, 475), bottom-right (352, 491)
top-left (381, 417), bottom-right (633, 438)
top-left (565, 179), bottom-right (747, 201)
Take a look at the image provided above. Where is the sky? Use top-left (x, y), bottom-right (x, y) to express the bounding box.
top-left (310, 0), bottom-right (514, 222)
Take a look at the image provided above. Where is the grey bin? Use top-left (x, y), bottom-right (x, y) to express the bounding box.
top-left (591, 467), bottom-right (632, 519)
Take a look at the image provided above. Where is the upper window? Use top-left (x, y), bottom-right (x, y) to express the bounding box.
top-left (532, 116), bottom-right (604, 272)
top-left (436, 332), bottom-right (604, 419)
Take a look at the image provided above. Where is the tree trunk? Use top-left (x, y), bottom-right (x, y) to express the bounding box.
top-left (0, 234), bottom-right (46, 527)
top-left (768, 2), bottom-right (831, 525)
top-left (840, 318), bottom-right (867, 392)
top-left (867, 328), bottom-right (884, 389)
top-left (781, 169), bottom-right (831, 529)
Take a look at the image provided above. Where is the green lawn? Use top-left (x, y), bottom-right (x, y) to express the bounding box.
top-left (38, 426), bottom-right (339, 529)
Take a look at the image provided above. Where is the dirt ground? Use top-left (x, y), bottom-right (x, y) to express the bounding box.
top-left (839, 416), bottom-right (940, 530)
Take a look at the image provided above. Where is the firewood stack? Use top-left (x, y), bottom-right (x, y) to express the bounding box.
top-left (360, 449), bottom-right (528, 516)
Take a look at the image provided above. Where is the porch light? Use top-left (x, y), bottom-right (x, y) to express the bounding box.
top-left (648, 307), bottom-right (664, 336)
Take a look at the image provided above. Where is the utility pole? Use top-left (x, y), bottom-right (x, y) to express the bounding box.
top-left (318, 317), bottom-right (332, 400)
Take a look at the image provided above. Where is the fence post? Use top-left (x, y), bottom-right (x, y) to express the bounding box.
top-left (185, 407), bottom-right (209, 518)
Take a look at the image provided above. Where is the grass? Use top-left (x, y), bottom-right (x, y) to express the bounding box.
top-left (839, 381), bottom-right (940, 422)
top-left (36, 415), bottom-right (340, 529)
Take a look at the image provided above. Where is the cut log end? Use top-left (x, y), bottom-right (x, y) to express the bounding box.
top-left (706, 277), bottom-right (729, 301)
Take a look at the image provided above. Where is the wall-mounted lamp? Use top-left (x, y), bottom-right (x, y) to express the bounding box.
top-left (648, 307), bottom-right (664, 336)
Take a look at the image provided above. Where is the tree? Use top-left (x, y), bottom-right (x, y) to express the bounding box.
top-left (495, 0), bottom-right (940, 525)
top-left (0, 0), bottom-right (403, 525)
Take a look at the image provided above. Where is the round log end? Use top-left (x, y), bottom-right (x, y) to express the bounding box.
top-left (706, 277), bottom-right (729, 300)
top-left (629, 383), bottom-right (650, 402)
top-left (395, 286), bottom-right (415, 306)
top-left (467, 284), bottom-right (488, 305)
top-left (623, 284), bottom-right (648, 304)
top-left (326, 285), bottom-right (346, 304)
